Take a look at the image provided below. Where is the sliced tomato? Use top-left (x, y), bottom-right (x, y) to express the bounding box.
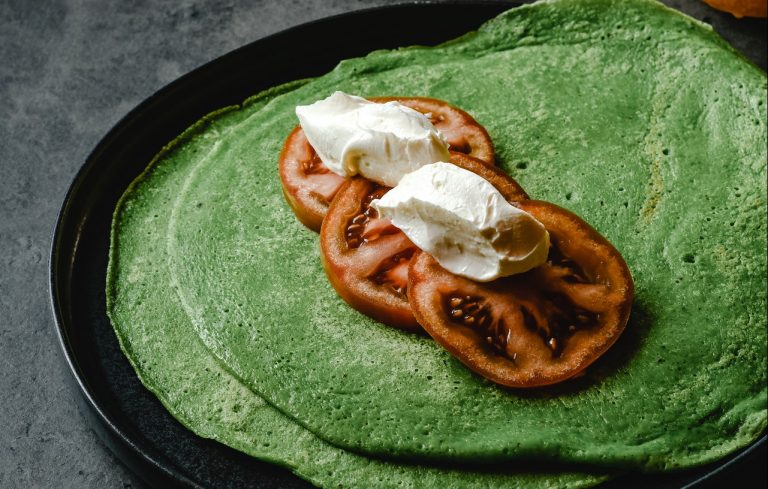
top-left (279, 97), bottom-right (495, 232)
top-left (278, 126), bottom-right (346, 231)
top-left (408, 200), bottom-right (634, 387)
top-left (320, 153), bottom-right (528, 332)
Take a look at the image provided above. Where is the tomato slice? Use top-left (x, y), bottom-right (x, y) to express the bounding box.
top-left (278, 126), bottom-right (346, 231)
top-left (279, 97), bottom-right (495, 232)
top-left (408, 200), bottom-right (634, 387)
top-left (320, 153), bottom-right (528, 332)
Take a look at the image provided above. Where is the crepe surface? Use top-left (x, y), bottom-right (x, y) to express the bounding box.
top-left (110, 0), bottom-right (766, 478)
top-left (164, 0), bottom-right (767, 469)
top-left (107, 82), bottom-right (604, 488)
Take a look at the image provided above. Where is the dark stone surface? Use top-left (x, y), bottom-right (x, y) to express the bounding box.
top-left (0, 1), bottom-right (764, 488)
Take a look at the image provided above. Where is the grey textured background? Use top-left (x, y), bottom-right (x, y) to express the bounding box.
top-left (0, 1), bottom-right (765, 488)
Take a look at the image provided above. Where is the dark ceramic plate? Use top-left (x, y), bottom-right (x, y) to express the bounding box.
top-left (49, 2), bottom-right (766, 488)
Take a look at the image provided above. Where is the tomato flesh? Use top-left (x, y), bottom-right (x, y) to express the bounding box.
top-left (321, 178), bottom-right (419, 330)
top-left (320, 153), bottom-right (528, 331)
top-left (279, 97), bottom-right (495, 232)
top-left (408, 200), bottom-right (634, 387)
top-left (278, 126), bottom-right (346, 231)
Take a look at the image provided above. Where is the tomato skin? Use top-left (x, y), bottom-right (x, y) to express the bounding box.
top-left (279, 97), bottom-right (496, 232)
top-left (320, 152), bottom-right (528, 332)
top-left (408, 200), bottom-right (634, 388)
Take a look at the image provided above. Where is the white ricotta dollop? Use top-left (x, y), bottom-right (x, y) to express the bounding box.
top-left (295, 91), bottom-right (450, 187)
top-left (371, 162), bottom-right (550, 282)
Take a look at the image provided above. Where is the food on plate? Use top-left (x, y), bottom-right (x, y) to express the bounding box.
top-left (107, 0), bottom-right (767, 486)
top-left (319, 153), bottom-right (529, 331)
top-left (408, 200), bottom-right (634, 387)
top-left (167, 0), bottom-right (766, 468)
top-left (107, 87), bottom-right (604, 488)
top-left (279, 93), bottom-right (494, 231)
top-left (317, 141), bottom-right (631, 386)
top-left (301, 82), bottom-right (629, 390)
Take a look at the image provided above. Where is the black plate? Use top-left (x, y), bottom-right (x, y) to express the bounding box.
top-left (49, 2), bottom-right (766, 488)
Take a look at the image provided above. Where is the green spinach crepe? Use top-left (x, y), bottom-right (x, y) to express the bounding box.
top-left (109, 0), bottom-right (766, 481)
top-left (166, 0), bottom-right (767, 469)
top-left (108, 82), bottom-right (604, 488)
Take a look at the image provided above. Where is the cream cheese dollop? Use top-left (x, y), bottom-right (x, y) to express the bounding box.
top-left (371, 162), bottom-right (550, 282)
top-left (295, 91), bottom-right (450, 187)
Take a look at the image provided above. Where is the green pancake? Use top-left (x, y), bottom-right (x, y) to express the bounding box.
top-left (164, 0), bottom-right (767, 470)
top-left (107, 82), bottom-right (604, 488)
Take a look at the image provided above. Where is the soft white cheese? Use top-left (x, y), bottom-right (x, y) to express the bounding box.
top-left (371, 162), bottom-right (550, 282)
top-left (295, 91), bottom-right (450, 187)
